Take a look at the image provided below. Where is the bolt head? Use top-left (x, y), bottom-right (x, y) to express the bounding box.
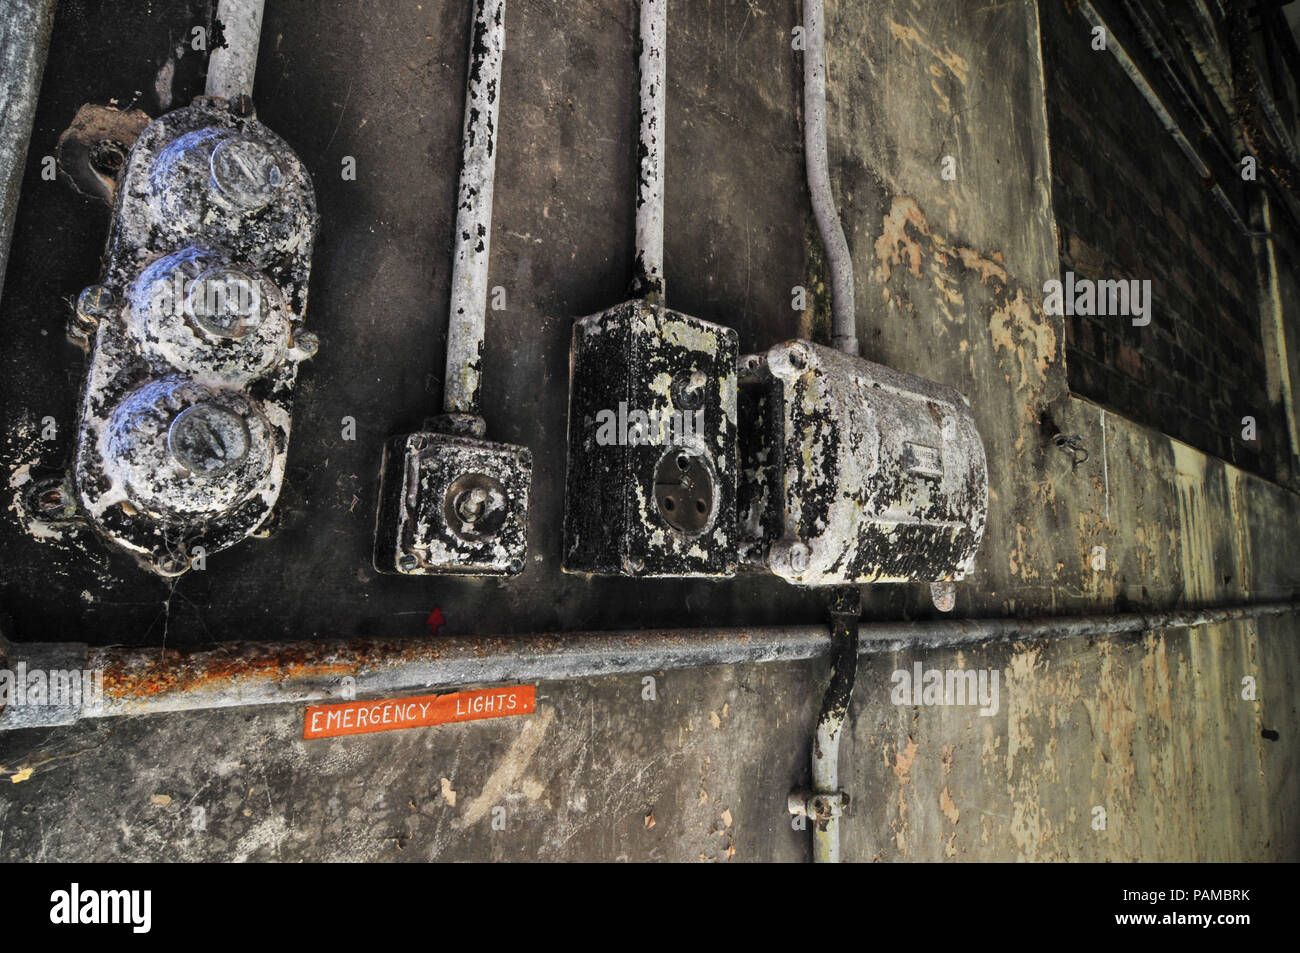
top-left (78, 285), bottom-right (114, 316)
top-left (289, 329), bottom-right (320, 360)
top-left (930, 581), bottom-right (957, 613)
top-left (210, 138), bottom-right (283, 211)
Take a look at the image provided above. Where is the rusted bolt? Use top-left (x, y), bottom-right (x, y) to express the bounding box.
top-left (289, 329), bottom-right (320, 360)
top-left (167, 403), bottom-right (251, 476)
top-left (27, 480), bottom-right (75, 521)
top-left (210, 138), bottom-right (283, 211)
top-left (929, 580), bottom-right (957, 613)
top-left (671, 368), bottom-right (707, 410)
top-left (229, 94), bottom-right (255, 118)
top-left (77, 285), bottom-right (114, 320)
top-left (88, 139), bottom-right (127, 176)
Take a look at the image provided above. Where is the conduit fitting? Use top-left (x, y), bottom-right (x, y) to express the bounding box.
top-left (788, 788), bottom-right (849, 824)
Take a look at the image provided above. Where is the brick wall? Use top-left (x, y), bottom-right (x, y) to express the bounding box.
top-left (1040, 1), bottom-right (1286, 480)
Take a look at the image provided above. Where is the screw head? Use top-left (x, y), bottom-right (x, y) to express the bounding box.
top-left (167, 402), bottom-right (251, 476)
top-left (788, 541), bottom-right (811, 574)
top-left (210, 137), bottom-right (283, 211)
top-left (77, 285), bottom-right (114, 317)
top-left (289, 329), bottom-right (320, 360)
top-left (229, 94), bottom-right (255, 118)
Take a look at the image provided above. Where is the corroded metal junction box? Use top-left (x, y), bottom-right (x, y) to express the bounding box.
top-left (737, 340), bottom-right (987, 587)
top-left (61, 98), bottom-right (318, 575)
top-left (563, 300), bottom-right (738, 577)
top-left (374, 431), bottom-right (533, 576)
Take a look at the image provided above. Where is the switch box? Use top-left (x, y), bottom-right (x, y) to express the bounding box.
top-left (737, 340), bottom-right (987, 586)
top-left (563, 300), bottom-right (738, 577)
top-left (374, 432), bottom-right (532, 576)
top-left (66, 99), bottom-right (318, 575)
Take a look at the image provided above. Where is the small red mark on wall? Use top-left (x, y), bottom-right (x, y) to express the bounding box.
top-left (425, 606), bottom-right (445, 635)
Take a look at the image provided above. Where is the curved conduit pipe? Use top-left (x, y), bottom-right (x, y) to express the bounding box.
top-left (802, 0), bottom-right (858, 358)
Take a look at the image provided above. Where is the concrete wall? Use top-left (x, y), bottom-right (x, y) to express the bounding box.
top-left (1, 0), bottom-right (1296, 861)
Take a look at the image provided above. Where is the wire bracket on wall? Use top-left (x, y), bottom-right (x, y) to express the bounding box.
top-left (1052, 432), bottom-right (1090, 471)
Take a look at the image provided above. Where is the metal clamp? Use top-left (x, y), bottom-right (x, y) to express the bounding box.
top-left (788, 788), bottom-right (849, 826)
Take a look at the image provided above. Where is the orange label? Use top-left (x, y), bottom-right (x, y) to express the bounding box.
top-left (303, 685), bottom-right (535, 740)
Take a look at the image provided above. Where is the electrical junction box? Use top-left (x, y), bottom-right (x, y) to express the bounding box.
top-left (373, 431), bottom-right (533, 576)
top-left (563, 300), bottom-right (738, 577)
top-left (57, 98), bottom-right (318, 575)
top-left (737, 340), bottom-right (987, 586)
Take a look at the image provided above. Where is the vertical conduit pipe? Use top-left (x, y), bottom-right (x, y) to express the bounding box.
top-left (442, 0), bottom-right (506, 424)
top-left (802, 0), bottom-right (858, 357)
top-left (633, 0), bottom-right (667, 302)
top-left (0, 0), bottom-right (57, 308)
top-left (206, 0), bottom-right (266, 100)
top-left (800, 0), bottom-right (862, 862)
top-left (811, 588), bottom-right (860, 863)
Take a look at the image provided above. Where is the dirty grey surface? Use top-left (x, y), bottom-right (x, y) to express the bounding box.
top-left (1, 0), bottom-right (1298, 862)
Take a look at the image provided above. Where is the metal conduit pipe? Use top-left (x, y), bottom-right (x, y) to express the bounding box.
top-left (801, 0), bottom-right (858, 357)
top-left (633, 0), bottom-right (666, 302)
top-left (799, 0), bottom-right (863, 861)
top-left (442, 0), bottom-right (506, 424)
top-left (206, 0), bottom-right (266, 101)
top-left (3, 601), bottom-right (1293, 729)
top-left (0, 0), bottom-right (57, 310)
top-left (806, 588), bottom-right (859, 863)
